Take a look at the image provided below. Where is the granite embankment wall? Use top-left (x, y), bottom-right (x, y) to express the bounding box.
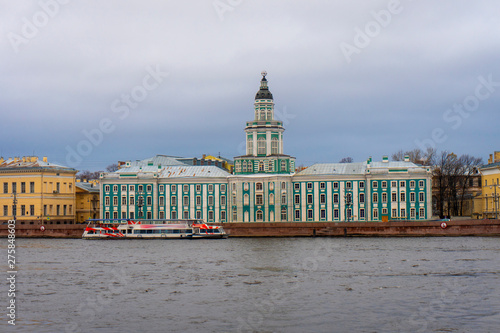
top-left (223, 219), bottom-right (500, 237)
top-left (1, 220), bottom-right (500, 238)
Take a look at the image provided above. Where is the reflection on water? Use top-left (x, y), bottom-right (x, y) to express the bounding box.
top-left (1, 237), bottom-right (499, 332)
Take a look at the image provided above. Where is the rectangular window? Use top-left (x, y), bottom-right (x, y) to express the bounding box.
top-left (29, 182), bottom-right (35, 193)
top-left (208, 184), bottom-right (213, 192)
top-left (183, 185), bottom-right (188, 192)
top-left (333, 194), bottom-right (339, 204)
top-left (138, 185), bottom-right (143, 192)
top-left (410, 208), bottom-right (416, 218)
top-left (400, 192), bottom-right (405, 202)
top-left (208, 196), bottom-right (214, 206)
top-left (21, 205), bottom-right (26, 216)
top-left (171, 211), bottom-right (177, 219)
top-left (307, 194), bottom-right (313, 204)
top-left (113, 197), bottom-right (118, 206)
top-left (208, 211), bottom-right (214, 221)
top-left (294, 183), bottom-right (300, 190)
top-left (320, 209), bottom-right (326, 219)
top-left (360, 208), bottom-right (365, 218)
top-left (382, 208), bottom-right (388, 215)
top-left (56, 183), bottom-right (60, 193)
top-left (320, 182), bottom-right (325, 189)
top-left (171, 196), bottom-right (177, 206)
top-left (320, 194), bottom-right (326, 204)
top-left (56, 205), bottom-right (60, 216)
top-left (30, 205), bottom-right (35, 216)
top-left (3, 182), bottom-right (8, 193)
top-left (400, 181), bottom-right (405, 188)
top-left (419, 180), bottom-right (424, 188)
top-left (281, 209), bottom-right (287, 221)
top-left (307, 182), bottom-right (313, 190)
top-left (221, 184), bottom-right (226, 192)
top-left (129, 185), bottom-right (134, 192)
top-left (256, 183), bottom-right (263, 191)
top-left (221, 196), bottom-right (226, 206)
top-left (145, 185), bottom-right (151, 192)
top-left (373, 208), bottom-right (378, 219)
top-left (419, 192), bottom-right (424, 202)
top-left (171, 185), bottom-right (177, 192)
top-left (121, 211), bottom-right (126, 219)
top-left (159, 196), bottom-right (164, 206)
top-left (196, 196), bottom-right (201, 206)
top-left (147, 196), bottom-right (152, 206)
top-left (105, 185), bottom-right (110, 192)
top-left (382, 193), bottom-right (387, 203)
top-left (346, 182), bottom-right (352, 189)
top-left (232, 209), bottom-right (237, 221)
top-left (130, 196), bottom-right (135, 205)
top-left (400, 208), bottom-right (406, 218)
top-left (122, 197), bottom-right (127, 205)
top-left (410, 192), bottom-right (415, 202)
top-left (281, 194), bottom-right (286, 204)
top-left (195, 184), bottom-right (201, 192)
top-left (295, 194), bottom-right (300, 204)
top-left (281, 160), bottom-right (286, 171)
top-left (21, 182), bottom-right (26, 193)
top-left (410, 181), bottom-right (415, 188)
top-left (419, 208), bottom-right (425, 218)
top-left (382, 181), bottom-right (387, 188)
top-left (147, 211), bottom-right (152, 219)
top-left (63, 205), bottom-right (67, 215)
top-left (295, 210), bottom-right (300, 220)
top-left (221, 211), bottom-right (226, 221)
top-left (392, 193), bottom-right (397, 202)
top-left (113, 185), bottom-right (118, 192)
top-left (183, 196), bottom-right (189, 206)
top-left (359, 181), bottom-right (364, 189)
top-left (121, 185), bottom-right (127, 192)
top-left (105, 211), bottom-right (110, 219)
top-left (373, 193), bottom-right (378, 203)
top-left (307, 209), bottom-right (313, 219)
top-left (392, 209), bottom-right (397, 218)
top-left (334, 209), bottom-right (339, 219)
top-left (360, 193), bottom-right (365, 203)
top-left (333, 182), bottom-right (339, 189)
top-left (105, 197), bottom-right (110, 206)
top-left (391, 181), bottom-right (397, 188)
top-left (256, 194), bottom-right (263, 205)
top-left (183, 211), bottom-right (189, 219)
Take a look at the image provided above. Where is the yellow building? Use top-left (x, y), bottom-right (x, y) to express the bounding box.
top-left (75, 180), bottom-right (100, 223)
top-left (0, 156), bottom-right (77, 225)
top-left (480, 152), bottom-right (500, 219)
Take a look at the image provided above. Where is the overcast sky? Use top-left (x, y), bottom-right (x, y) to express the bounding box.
top-left (1, 0), bottom-right (499, 171)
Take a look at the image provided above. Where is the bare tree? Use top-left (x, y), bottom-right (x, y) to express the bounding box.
top-left (391, 148), bottom-right (436, 166)
top-left (106, 163), bottom-right (119, 172)
top-left (339, 157), bottom-right (353, 163)
top-left (76, 170), bottom-right (102, 180)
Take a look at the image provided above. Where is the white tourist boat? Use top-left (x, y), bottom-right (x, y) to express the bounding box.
top-left (82, 219), bottom-right (227, 239)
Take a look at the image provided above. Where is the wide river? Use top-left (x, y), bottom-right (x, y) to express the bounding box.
top-left (1, 237), bottom-right (499, 333)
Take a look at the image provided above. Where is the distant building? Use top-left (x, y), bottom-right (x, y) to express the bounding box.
top-left (480, 152), bottom-right (500, 218)
top-left (0, 156), bottom-right (77, 225)
top-left (75, 180), bottom-right (100, 223)
top-left (100, 73), bottom-right (432, 222)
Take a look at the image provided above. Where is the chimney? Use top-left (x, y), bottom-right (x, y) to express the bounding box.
top-left (382, 155), bottom-right (389, 163)
top-left (404, 155), bottom-right (410, 162)
top-left (43, 156), bottom-right (48, 162)
top-left (202, 154), bottom-right (206, 159)
top-left (495, 151), bottom-right (500, 163)
top-left (0, 158), bottom-right (4, 165)
top-left (14, 157), bottom-right (19, 162)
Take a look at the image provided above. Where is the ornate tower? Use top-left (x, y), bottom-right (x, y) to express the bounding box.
top-left (234, 71), bottom-right (295, 174)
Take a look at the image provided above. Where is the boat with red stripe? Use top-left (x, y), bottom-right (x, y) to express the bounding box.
top-left (82, 219), bottom-right (227, 239)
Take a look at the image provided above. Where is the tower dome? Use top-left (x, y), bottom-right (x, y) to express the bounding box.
top-left (255, 71), bottom-right (273, 100)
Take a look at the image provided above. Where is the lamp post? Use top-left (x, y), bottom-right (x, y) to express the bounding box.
top-left (490, 184), bottom-right (500, 220)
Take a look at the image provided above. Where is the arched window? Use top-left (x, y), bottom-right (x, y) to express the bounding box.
top-left (259, 161), bottom-right (264, 171)
top-left (242, 161), bottom-right (247, 172)
top-left (256, 183), bottom-right (263, 191)
top-left (256, 210), bottom-right (263, 221)
top-left (257, 138), bottom-right (266, 155)
top-left (271, 138), bottom-right (279, 155)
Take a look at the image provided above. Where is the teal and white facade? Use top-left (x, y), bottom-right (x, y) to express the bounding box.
top-left (101, 73), bottom-right (432, 222)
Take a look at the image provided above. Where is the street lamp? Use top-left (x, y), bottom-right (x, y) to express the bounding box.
top-left (490, 184), bottom-right (500, 220)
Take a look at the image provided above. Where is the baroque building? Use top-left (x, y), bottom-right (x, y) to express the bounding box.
top-left (100, 73), bottom-right (432, 222)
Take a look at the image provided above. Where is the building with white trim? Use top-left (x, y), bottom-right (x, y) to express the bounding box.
top-left (101, 73), bottom-right (432, 222)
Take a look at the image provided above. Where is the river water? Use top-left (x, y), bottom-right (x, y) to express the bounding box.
top-left (1, 237), bottom-right (500, 333)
